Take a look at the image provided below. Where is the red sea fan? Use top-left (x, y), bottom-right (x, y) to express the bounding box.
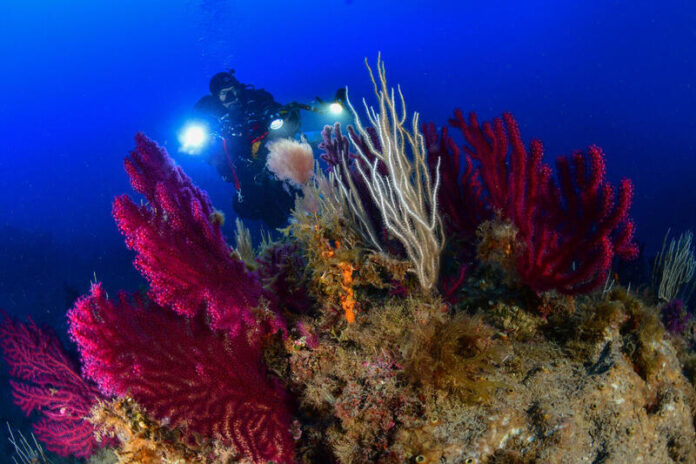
top-left (64, 133), bottom-right (296, 462)
top-left (112, 133), bottom-right (283, 339)
top-left (423, 121), bottom-right (490, 243)
top-left (68, 283), bottom-right (296, 463)
top-left (450, 110), bottom-right (638, 294)
top-left (0, 312), bottom-right (106, 458)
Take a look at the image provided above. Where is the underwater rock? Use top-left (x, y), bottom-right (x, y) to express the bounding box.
top-left (284, 289), bottom-right (696, 464)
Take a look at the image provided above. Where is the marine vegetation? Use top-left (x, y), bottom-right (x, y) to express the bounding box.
top-left (2, 56), bottom-right (696, 464)
top-left (6, 423), bottom-right (55, 464)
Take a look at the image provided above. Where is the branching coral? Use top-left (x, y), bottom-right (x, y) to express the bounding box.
top-left (319, 122), bottom-right (384, 251)
top-left (6, 424), bottom-right (56, 464)
top-left (448, 110), bottom-right (638, 295)
top-left (66, 134), bottom-right (295, 464)
top-left (0, 313), bottom-right (109, 458)
top-left (652, 229), bottom-right (696, 303)
top-left (68, 283), bottom-right (295, 464)
top-left (113, 133), bottom-right (281, 338)
top-left (422, 121), bottom-right (489, 245)
top-left (339, 55), bottom-right (444, 291)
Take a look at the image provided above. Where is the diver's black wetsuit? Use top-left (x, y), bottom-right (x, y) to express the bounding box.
top-left (194, 70), bottom-right (299, 229)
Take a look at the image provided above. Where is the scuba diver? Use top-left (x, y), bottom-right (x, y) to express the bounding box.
top-left (193, 69), bottom-right (346, 228)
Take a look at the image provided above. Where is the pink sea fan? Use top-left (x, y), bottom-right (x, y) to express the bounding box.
top-left (266, 138), bottom-right (314, 187)
top-left (113, 133), bottom-right (283, 340)
top-left (68, 283), bottom-right (296, 464)
top-left (0, 312), bottom-right (108, 458)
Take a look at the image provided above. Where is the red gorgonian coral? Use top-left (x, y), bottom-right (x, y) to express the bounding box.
top-left (446, 110), bottom-right (638, 294)
top-left (112, 132), bottom-right (284, 340)
top-left (67, 133), bottom-right (296, 463)
top-left (68, 283), bottom-right (295, 462)
top-left (0, 312), bottom-right (108, 458)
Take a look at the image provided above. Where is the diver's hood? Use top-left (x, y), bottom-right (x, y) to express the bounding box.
top-left (209, 71), bottom-right (240, 97)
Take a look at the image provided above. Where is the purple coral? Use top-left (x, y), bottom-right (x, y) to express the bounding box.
top-left (661, 299), bottom-right (690, 334)
top-left (0, 312), bottom-right (107, 458)
top-left (68, 284), bottom-right (295, 463)
top-left (67, 133), bottom-right (296, 463)
top-left (113, 133), bottom-right (282, 339)
top-left (256, 241), bottom-right (314, 315)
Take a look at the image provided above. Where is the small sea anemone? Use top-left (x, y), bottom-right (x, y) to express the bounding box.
top-left (266, 138), bottom-right (314, 187)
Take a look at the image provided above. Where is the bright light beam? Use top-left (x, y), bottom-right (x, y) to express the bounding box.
top-left (269, 118), bottom-right (284, 130)
top-left (329, 102), bottom-right (344, 114)
top-left (179, 123), bottom-right (209, 154)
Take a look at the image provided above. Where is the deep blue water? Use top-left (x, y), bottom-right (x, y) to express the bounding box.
top-left (0, 0), bottom-right (694, 313)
